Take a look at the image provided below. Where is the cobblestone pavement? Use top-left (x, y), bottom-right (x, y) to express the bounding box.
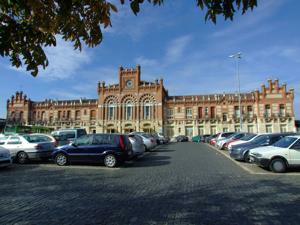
top-left (0, 142), bottom-right (299, 225)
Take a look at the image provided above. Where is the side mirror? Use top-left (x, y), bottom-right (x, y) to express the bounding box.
top-left (72, 142), bottom-right (77, 147)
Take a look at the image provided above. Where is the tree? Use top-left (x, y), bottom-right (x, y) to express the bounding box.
top-left (0, 0), bottom-right (257, 76)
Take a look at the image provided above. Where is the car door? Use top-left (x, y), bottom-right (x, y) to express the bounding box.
top-left (289, 139), bottom-right (300, 165)
top-left (4, 137), bottom-right (23, 158)
top-left (67, 135), bottom-right (93, 162)
top-left (89, 134), bottom-right (110, 162)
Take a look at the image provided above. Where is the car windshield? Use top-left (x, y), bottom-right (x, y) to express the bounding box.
top-left (251, 135), bottom-right (268, 144)
top-left (273, 136), bottom-right (298, 148)
top-left (240, 134), bottom-right (256, 141)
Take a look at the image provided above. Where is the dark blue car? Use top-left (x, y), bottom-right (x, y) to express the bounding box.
top-left (52, 134), bottom-right (133, 168)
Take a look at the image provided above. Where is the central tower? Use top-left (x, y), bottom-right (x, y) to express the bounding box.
top-left (119, 65), bottom-right (141, 93)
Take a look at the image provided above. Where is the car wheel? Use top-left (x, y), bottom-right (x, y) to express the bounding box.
top-left (104, 154), bottom-right (117, 168)
top-left (55, 153), bottom-right (68, 166)
top-left (17, 152), bottom-right (28, 164)
top-left (244, 151), bottom-right (250, 163)
top-left (269, 158), bottom-right (287, 173)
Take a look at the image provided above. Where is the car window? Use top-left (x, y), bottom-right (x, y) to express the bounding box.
top-left (270, 136), bottom-right (283, 144)
top-left (23, 135), bottom-right (52, 143)
top-left (290, 139), bottom-right (300, 150)
top-left (77, 129), bottom-right (87, 137)
top-left (273, 136), bottom-right (297, 148)
top-left (7, 137), bottom-right (21, 144)
top-left (240, 134), bottom-right (256, 141)
top-left (251, 135), bottom-right (268, 144)
top-left (74, 135), bottom-right (92, 146)
top-left (60, 131), bottom-right (76, 139)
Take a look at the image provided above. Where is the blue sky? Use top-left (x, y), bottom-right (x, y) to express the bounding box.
top-left (1, 0), bottom-right (300, 118)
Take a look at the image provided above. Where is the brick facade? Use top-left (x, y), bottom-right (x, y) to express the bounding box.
top-left (6, 66), bottom-right (296, 136)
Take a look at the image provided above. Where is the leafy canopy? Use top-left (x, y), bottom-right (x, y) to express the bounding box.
top-left (0, 0), bottom-right (257, 76)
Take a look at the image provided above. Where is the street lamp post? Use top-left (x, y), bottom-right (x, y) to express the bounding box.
top-left (229, 52), bottom-right (242, 131)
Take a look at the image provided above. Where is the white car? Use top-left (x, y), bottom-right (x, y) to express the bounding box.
top-left (228, 133), bottom-right (258, 150)
top-left (0, 146), bottom-right (12, 168)
top-left (0, 134), bottom-right (55, 164)
top-left (249, 135), bottom-right (300, 173)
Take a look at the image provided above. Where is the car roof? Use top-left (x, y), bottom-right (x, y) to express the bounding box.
top-left (286, 135), bottom-right (300, 138)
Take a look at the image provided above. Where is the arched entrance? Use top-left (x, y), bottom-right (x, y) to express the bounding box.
top-left (142, 123), bottom-right (154, 133)
top-left (106, 124), bottom-right (117, 134)
top-left (123, 123), bottom-right (134, 133)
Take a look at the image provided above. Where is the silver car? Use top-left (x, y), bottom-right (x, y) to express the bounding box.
top-left (128, 134), bottom-right (145, 157)
top-left (130, 132), bottom-right (156, 151)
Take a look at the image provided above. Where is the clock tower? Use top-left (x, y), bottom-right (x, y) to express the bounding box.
top-left (119, 65), bottom-right (141, 92)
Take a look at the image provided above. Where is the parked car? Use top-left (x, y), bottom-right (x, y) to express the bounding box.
top-left (229, 133), bottom-right (290, 162)
top-left (156, 133), bottom-right (168, 144)
top-left (151, 133), bottom-right (161, 145)
top-left (222, 133), bottom-right (249, 150)
top-left (130, 132), bottom-right (156, 151)
top-left (0, 146), bottom-right (12, 168)
top-left (192, 135), bottom-right (202, 142)
top-left (227, 133), bottom-right (258, 150)
top-left (215, 132), bottom-right (235, 144)
top-left (51, 128), bottom-right (87, 145)
top-left (249, 135), bottom-right (300, 173)
top-left (128, 134), bottom-right (145, 157)
top-left (53, 134), bottom-right (133, 168)
top-left (209, 133), bottom-right (220, 145)
top-left (176, 135), bottom-right (189, 142)
top-left (0, 134), bottom-right (56, 164)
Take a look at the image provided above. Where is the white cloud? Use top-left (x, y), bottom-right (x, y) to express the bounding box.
top-left (165, 35), bottom-right (192, 64)
top-left (38, 38), bottom-right (91, 80)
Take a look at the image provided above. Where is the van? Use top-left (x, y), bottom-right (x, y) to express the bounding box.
top-left (51, 128), bottom-right (87, 146)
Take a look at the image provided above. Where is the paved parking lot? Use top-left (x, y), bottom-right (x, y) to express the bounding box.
top-left (0, 142), bottom-right (300, 225)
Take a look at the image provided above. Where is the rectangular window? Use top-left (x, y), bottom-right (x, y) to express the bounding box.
top-left (266, 125), bottom-right (273, 133)
top-left (223, 127), bottom-right (228, 132)
top-left (205, 107), bottom-right (209, 116)
top-left (265, 105), bottom-right (271, 117)
top-left (185, 127), bottom-right (193, 137)
top-left (198, 126), bottom-right (204, 135)
top-left (198, 107), bottom-right (203, 118)
top-left (186, 108), bottom-right (193, 119)
top-left (177, 107), bottom-right (181, 113)
top-left (247, 125), bottom-right (254, 133)
top-left (210, 126), bottom-right (216, 134)
top-left (247, 106), bottom-right (253, 117)
top-left (210, 107), bottom-right (215, 118)
top-left (280, 124), bottom-right (287, 133)
top-left (235, 125), bottom-right (240, 132)
top-left (279, 104), bottom-right (285, 117)
top-left (222, 113), bottom-right (227, 122)
top-left (75, 110), bottom-right (81, 120)
top-left (234, 106), bottom-right (240, 117)
top-left (167, 108), bottom-right (174, 119)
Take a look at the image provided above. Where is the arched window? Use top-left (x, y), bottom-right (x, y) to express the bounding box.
top-left (19, 111), bottom-right (24, 121)
top-left (144, 100), bottom-right (152, 120)
top-left (125, 100), bottom-right (133, 120)
top-left (75, 110), bottom-right (81, 120)
top-left (108, 102), bottom-right (115, 120)
top-left (90, 110), bottom-right (96, 120)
